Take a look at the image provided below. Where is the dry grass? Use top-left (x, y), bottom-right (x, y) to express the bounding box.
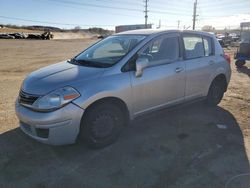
top-left (0, 39), bottom-right (97, 132)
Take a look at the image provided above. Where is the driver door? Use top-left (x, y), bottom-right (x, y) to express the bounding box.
top-left (130, 34), bottom-right (186, 116)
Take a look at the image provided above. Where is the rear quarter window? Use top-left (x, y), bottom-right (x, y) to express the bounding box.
top-left (203, 37), bottom-right (213, 56)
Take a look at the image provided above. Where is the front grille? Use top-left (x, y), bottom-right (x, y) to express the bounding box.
top-left (19, 90), bottom-right (39, 106)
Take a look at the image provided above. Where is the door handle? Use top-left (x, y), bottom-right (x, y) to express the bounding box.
top-left (175, 67), bottom-right (184, 73)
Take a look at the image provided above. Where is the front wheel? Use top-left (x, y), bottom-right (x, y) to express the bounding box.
top-left (80, 102), bottom-right (125, 148)
top-left (235, 60), bottom-right (246, 67)
top-left (206, 79), bottom-right (225, 106)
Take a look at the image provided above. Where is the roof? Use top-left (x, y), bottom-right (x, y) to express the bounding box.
top-left (116, 24), bottom-right (152, 28)
top-left (115, 29), bottom-right (179, 35)
top-left (115, 29), bottom-right (215, 37)
top-left (182, 30), bottom-right (215, 37)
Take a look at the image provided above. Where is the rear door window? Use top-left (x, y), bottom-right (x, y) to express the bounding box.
top-left (183, 36), bottom-right (204, 59)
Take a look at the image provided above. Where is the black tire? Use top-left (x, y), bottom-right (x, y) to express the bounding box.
top-left (235, 60), bottom-right (246, 67)
top-left (80, 102), bottom-right (125, 148)
top-left (206, 79), bottom-right (225, 106)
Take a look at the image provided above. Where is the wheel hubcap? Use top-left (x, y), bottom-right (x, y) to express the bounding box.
top-left (91, 113), bottom-right (117, 138)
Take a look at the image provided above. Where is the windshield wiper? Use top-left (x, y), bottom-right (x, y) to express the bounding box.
top-left (76, 59), bottom-right (111, 68)
top-left (68, 58), bottom-right (111, 68)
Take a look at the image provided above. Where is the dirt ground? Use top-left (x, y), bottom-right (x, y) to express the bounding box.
top-left (0, 39), bottom-right (249, 188)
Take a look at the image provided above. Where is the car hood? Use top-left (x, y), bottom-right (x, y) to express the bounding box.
top-left (22, 61), bottom-right (105, 95)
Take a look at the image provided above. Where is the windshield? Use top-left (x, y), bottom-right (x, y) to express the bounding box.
top-left (74, 35), bottom-right (146, 67)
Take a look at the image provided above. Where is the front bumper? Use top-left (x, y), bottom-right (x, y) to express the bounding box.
top-left (15, 101), bottom-right (84, 145)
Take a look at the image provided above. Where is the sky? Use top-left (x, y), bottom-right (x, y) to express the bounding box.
top-left (0, 0), bottom-right (250, 30)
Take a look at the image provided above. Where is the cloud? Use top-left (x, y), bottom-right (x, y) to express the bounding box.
top-left (198, 13), bottom-right (250, 29)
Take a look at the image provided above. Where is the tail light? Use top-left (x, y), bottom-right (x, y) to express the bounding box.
top-left (224, 53), bottom-right (231, 64)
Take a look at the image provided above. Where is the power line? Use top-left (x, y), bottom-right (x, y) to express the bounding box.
top-left (49, 0), bottom-right (141, 12)
top-left (150, 0), bottom-right (190, 5)
top-left (48, 0), bottom-right (191, 16)
top-left (0, 15), bottom-right (116, 27)
top-left (199, 4), bottom-right (250, 10)
top-left (150, 9), bottom-right (190, 16)
top-left (49, 0), bottom-right (248, 18)
top-left (93, 0), bottom-right (142, 6)
top-left (198, 12), bottom-right (250, 19)
top-left (199, 0), bottom-right (249, 6)
top-left (2, 1), bottom-right (249, 30)
top-left (150, 4), bottom-right (191, 11)
top-left (45, 1), bottom-right (143, 18)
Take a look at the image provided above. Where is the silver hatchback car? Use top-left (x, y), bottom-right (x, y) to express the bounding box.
top-left (15, 30), bottom-right (231, 148)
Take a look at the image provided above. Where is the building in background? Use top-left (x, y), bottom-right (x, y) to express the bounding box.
top-left (240, 22), bottom-right (250, 30)
top-left (115, 24), bottom-right (152, 33)
top-left (240, 22), bottom-right (250, 43)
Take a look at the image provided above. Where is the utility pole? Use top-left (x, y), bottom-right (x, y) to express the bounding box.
top-left (177, 20), bottom-right (180, 30)
top-left (192, 0), bottom-right (197, 30)
top-left (157, 19), bottom-right (161, 29)
top-left (144, 0), bottom-right (149, 28)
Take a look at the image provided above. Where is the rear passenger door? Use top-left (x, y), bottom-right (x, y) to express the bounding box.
top-left (182, 34), bottom-right (216, 100)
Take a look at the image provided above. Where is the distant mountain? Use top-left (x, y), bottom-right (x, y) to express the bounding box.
top-left (0, 24), bottom-right (114, 35)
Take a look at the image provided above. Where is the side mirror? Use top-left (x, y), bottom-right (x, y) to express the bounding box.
top-left (135, 57), bottom-right (149, 77)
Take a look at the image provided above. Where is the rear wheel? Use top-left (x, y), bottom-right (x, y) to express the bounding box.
top-left (235, 60), bottom-right (246, 67)
top-left (80, 102), bottom-right (125, 148)
top-left (206, 79), bottom-right (225, 106)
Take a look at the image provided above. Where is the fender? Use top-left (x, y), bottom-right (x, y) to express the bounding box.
top-left (72, 72), bottom-right (134, 119)
top-left (205, 66), bottom-right (228, 95)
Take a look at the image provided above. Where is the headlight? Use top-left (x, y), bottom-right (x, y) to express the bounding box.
top-left (32, 86), bottom-right (80, 111)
